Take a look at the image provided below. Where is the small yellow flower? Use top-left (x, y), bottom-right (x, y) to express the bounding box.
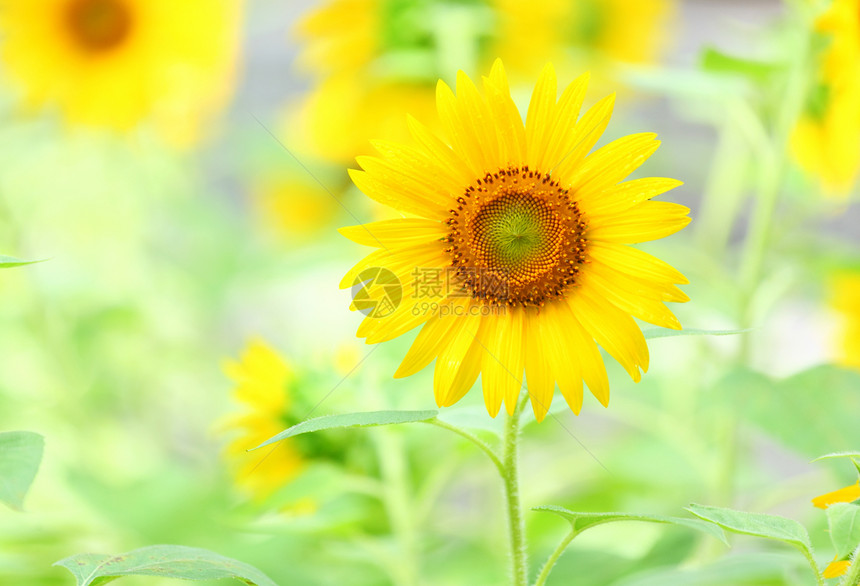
top-left (0, 0), bottom-right (241, 145)
top-left (812, 480), bottom-right (860, 509)
top-left (830, 273), bottom-right (860, 369)
top-left (222, 340), bottom-right (304, 501)
top-left (341, 60), bottom-right (690, 421)
top-left (790, 0), bottom-right (860, 195)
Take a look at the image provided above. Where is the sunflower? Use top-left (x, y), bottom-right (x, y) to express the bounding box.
top-left (790, 0), bottom-right (860, 195)
top-left (812, 480), bottom-right (860, 578)
top-left (0, 0), bottom-right (241, 145)
top-left (491, 0), bottom-right (675, 83)
top-left (222, 339), bottom-right (304, 501)
top-left (831, 272), bottom-right (860, 369)
top-left (340, 60), bottom-right (690, 421)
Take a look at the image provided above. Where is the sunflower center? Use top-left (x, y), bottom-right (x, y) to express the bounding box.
top-left (446, 166), bottom-right (588, 307)
top-left (65, 0), bottom-right (133, 53)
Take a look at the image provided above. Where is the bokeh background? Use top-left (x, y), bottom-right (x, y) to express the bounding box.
top-left (1, 0), bottom-right (859, 584)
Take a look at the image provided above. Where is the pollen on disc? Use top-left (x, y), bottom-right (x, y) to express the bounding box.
top-left (445, 166), bottom-right (588, 308)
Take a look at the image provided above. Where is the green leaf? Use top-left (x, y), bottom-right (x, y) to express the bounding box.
top-left (686, 504), bottom-right (812, 553)
top-left (813, 452), bottom-right (860, 462)
top-left (54, 545), bottom-right (278, 586)
top-left (642, 328), bottom-right (750, 340)
top-left (0, 255), bottom-right (44, 268)
top-left (700, 47), bottom-right (779, 79)
top-left (717, 366), bottom-right (860, 457)
top-left (0, 431), bottom-right (44, 510)
top-left (534, 505), bottom-right (728, 545)
top-left (827, 503), bottom-right (860, 559)
top-left (252, 410), bottom-right (439, 450)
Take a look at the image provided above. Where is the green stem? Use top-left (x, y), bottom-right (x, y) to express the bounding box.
top-left (799, 547), bottom-right (825, 586)
top-left (838, 543), bottom-right (860, 586)
top-left (532, 529), bottom-right (576, 586)
top-left (503, 393), bottom-right (529, 586)
top-left (375, 429), bottom-right (419, 586)
top-left (714, 6), bottom-right (813, 510)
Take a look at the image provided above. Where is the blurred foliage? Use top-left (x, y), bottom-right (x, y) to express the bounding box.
top-left (0, 0), bottom-right (859, 585)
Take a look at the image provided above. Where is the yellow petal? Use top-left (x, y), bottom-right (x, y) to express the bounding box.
top-left (481, 306), bottom-right (525, 417)
top-left (587, 241), bottom-right (689, 285)
top-left (812, 481), bottom-right (860, 509)
top-left (406, 114), bottom-right (474, 185)
top-left (552, 93), bottom-right (615, 178)
top-left (436, 79), bottom-right (489, 176)
top-left (348, 168), bottom-right (445, 220)
top-left (582, 267), bottom-right (683, 330)
top-left (540, 302), bottom-right (584, 414)
top-left (523, 308), bottom-right (554, 421)
top-left (540, 72), bottom-right (590, 171)
top-left (434, 312), bottom-right (483, 407)
top-left (483, 65), bottom-right (527, 167)
top-left (339, 219), bottom-right (446, 248)
top-left (587, 257), bottom-right (690, 303)
top-left (568, 287), bottom-right (649, 382)
top-left (526, 63), bottom-right (558, 170)
top-left (395, 298), bottom-right (471, 378)
top-left (580, 177), bottom-right (684, 218)
top-left (369, 139), bottom-right (469, 203)
top-left (823, 559), bottom-right (850, 579)
top-left (569, 133), bottom-right (660, 195)
top-left (587, 201), bottom-right (691, 243)
top-left (456, 70), bottom-right (501, 170)
top-left (556, 301), bottom-right (611, 407)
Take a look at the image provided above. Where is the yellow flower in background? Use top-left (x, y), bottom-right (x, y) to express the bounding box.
top-left (293, 0), bottom-right (377, 80)
top-left (223, 340), bottom-right (304, 501)
top-left (831, 273), bottom-right (860, 369)
top-left (295, 76), bottom-right (438, 161)
top-left (251, 175), bottom-right (343, 242)
top-left (812, 480), bottom-right (860, 578)
top-left (341, 60), bottom-right (690, 421)
top-left (291, 0), bottom-right (674, 164)
top-left (791, 0), bottom-right (860, 195)
top-left (491, 0), bottom-right (675, 83)
top-left (0, 0), bottom-right (241, 145)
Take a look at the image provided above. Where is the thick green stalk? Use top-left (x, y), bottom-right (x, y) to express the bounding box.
top-left (503, 394), bottom-right (529, 586)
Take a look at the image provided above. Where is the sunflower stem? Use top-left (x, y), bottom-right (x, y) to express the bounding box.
top-left (374, 428), bottom-right (419, 586)
top-left (503, 393), bottom-right (529, 586)
top-left (532, 528), bottom-right (576, 586)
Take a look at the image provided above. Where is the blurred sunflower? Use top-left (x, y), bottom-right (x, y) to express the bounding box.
top-left (830, 273), bottom-right (860, 369)
top-left (341, 60), bottom-right (690, 421)
top-left (0, 0), bottom-right (241, 145)
top-left (292, 0), bottom-right (490, 161)
top-left (250, 174), bottom-right (344, 242)
top-left (790, 0), bottom-right (860, 195)
top-left (812, 479), bottom-right (860, 578)
top-left (292, 0), bottom-right (673, 163)
top-left (491, 0), bottom-right (675, 83)
top-left (222, 339), bottom-right (304, 501)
